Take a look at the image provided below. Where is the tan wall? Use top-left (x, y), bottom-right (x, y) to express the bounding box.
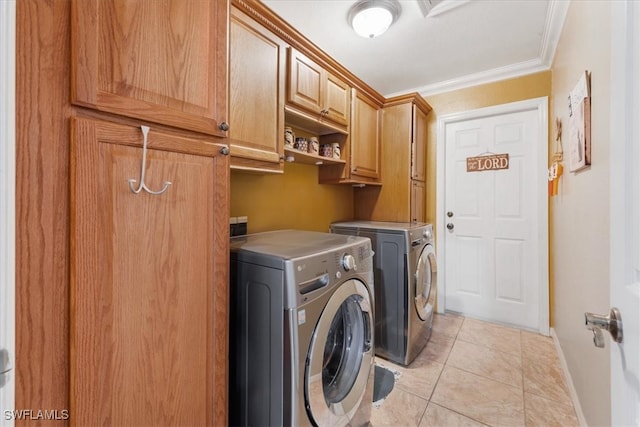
top-left (422, 71), bottom-right (552, 318)
top-left (230, 163), bottom-right (353, 233)
top-left (550, 1), bottom-right (611, 425)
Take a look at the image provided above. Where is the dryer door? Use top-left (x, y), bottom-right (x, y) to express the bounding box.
top-left (415, 244), bottom-right (437, 321)
top-left (305, 278), bottom-right (374, 427)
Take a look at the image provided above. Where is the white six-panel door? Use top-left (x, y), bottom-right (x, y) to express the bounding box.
top-left (438, 98), bottom-right (548, 333)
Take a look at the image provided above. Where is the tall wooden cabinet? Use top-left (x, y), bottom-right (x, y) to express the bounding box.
top-left (67, 1), bottom-right (230, 425)
top-left (229, 5), bottom-right (287, 173)
top-left (354, 93), bottom-right (431, 222)
top-left (71, 0), bottom-right (228, 136)
top-left (70, 118), bottom-right (229, 425)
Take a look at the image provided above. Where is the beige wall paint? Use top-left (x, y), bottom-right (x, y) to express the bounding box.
top-left (230, 163), bottom-right (353, 233)
top-left (550, 1), bottom-right (611, 425)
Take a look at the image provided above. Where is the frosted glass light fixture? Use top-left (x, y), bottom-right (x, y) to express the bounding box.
top-left (348, 0), bottom-right (401, 39)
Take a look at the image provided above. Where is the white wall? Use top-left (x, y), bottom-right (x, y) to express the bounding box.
top-left (550, 1), bottom-right (611, 425)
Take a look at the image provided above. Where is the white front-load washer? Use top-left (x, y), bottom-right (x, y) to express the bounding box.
top-left (331, 221), bottom-right (437, 366)
top-left (229, 230), bottom-right (375, 426)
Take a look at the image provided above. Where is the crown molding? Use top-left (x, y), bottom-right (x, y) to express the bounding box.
top-left (390, 0), bottom-right (568, 98)
top-left (392, 58), bottom-right (548, 98)
top-left (540, 0), bottom-right (570, 67)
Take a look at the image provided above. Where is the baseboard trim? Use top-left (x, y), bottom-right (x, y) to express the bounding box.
top-left (550, 328), bottom-right (588, 427)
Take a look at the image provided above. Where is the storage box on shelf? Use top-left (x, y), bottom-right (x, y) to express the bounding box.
top-left (282, 125), bottom-right (346, 166)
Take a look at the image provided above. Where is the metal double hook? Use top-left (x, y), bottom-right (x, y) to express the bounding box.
top-left (128, 126), bottom-right (171, 195)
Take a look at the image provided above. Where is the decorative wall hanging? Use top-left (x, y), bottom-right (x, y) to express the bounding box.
top-left (548, 117), bottom-right (564, 196)
top-left (568, 70), bottom-right (591, 172)
top-left (466, 153), bottom-right (509, 172)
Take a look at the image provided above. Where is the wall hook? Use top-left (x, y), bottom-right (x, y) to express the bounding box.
top-left (128, 126), bottom-right (171, 195)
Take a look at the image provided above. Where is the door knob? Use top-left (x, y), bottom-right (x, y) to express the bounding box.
top-left (218, 122), bottom-right (230, 132)
top-left (447, 211), bottom-right (454, 218)
top-left (585, 307), bottom-right (623, 348)
top-left (446, 223), bottom-right (454, 231)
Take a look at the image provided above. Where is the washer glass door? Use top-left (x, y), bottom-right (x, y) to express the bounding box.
top-left (305, 278), bottom-right (373, 426)
top-left (415, 244), bottom-right (437, 321)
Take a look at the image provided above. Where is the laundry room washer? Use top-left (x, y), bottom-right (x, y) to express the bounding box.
top-left (330, 221), bottom-right (437, 366)
top-left (229, 230), bottom-right (375, 427)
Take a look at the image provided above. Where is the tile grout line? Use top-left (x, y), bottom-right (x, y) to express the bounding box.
top-left (521, 329), bottom-right (528, 426)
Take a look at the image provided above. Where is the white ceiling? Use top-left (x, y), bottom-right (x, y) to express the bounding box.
top-left (261, 0), bottom-right (569, 97)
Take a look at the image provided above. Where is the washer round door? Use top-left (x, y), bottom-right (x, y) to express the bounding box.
top-left (305, 278), bottom-right (374, 427)
top-left (415, 244), bottom-right (437, 321)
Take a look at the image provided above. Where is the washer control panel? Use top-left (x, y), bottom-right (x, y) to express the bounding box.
top-left (291, 239), bottom-right (373, 306)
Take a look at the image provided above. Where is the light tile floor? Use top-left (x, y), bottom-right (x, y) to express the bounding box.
top-left (370, 313), bottom-right (580, 427)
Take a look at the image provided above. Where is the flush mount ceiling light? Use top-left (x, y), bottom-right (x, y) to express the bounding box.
top-left (348, 0), bottom-right (401, 39)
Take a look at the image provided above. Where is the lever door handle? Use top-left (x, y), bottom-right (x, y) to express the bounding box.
top-left (585, 307), bottom-right (623, 347)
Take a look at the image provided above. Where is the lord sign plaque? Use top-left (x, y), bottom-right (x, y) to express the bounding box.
top-left (466, 153), bottom-right (510, 172)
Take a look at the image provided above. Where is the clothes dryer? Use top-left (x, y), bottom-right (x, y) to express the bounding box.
top-left (229, 230), bottom-right (375, 427)
top-left (331, 221), bottom-right (437, 366)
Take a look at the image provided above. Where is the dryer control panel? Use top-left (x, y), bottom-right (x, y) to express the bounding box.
top-left (285, 239), bottom-right (373, 308)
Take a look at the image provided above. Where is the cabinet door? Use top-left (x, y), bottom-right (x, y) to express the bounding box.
top-left (287, 48), bottom-right (324, 115)
top-left (229, 7), bottom-right (286, 171)
top-left (325, 72), bottom-right (350, 126)
top-left (411, 180), bottom-right (426, 223)
top-left (411, 104), bottom-right (428, 182)
top-left (350, 90), bottom-right (380, 179)
top-left (71, 0), bottom-right (228, 136)
top-left (70, 117), bottom-right (229, 426)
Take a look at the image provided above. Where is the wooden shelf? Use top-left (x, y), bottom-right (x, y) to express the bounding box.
top-left (284, 148), bottom-right (346, 165)
top-left (285, 108), bottom-right (348, 136)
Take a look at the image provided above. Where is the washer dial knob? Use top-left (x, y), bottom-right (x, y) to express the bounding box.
top-left (342, 254), bottom-right (356, 271)
top-left (423, 229), bottom-right (432, 240)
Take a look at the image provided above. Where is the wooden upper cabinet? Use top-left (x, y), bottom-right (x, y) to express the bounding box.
top-left (287, 47), bottom-right (350, 127)
top-left (71, 0), bottom-right (228, 136)
top-left (70, 117), bottom-right (229, 425)
top-left (411, 105), bottom-right (428, 182)
top-left (353, 93), bottom-right (431, 222)
top-left (229, 6), bottom-right (286, 172)
top-left (350, 90), bottom-right (380, 180)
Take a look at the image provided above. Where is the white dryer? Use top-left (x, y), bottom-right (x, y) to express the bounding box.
top-left (229, 230), bottom-right (375, 426)
top-left (331, 221), bottom-right (437, 366)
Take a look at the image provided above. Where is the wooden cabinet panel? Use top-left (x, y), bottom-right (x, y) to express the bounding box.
top-left (350, 90), bottom-right (380, 179)
top-left (71, 0), bottom-right (228, 136)
top-left (70, 117), bottom-right (229, 426)
top-left (325, 72), bottom-right (350, 126)
top-left (411, 180), bottom-right (426, 223)
top-left (287, 48), bottom-right (324, 114)
top-left (412, 105), bottom-right (428, 182)
top-left (287, 48), bottom-right (350, 127)
top-left (229, 7), bottom-right (286, 172)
